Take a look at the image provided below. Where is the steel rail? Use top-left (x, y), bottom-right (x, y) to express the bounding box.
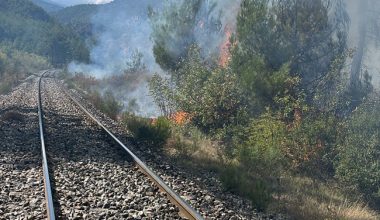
top-left (61, 85), bottom-right (204, 220)
top-left (38, 71), bottom-right (56, 220)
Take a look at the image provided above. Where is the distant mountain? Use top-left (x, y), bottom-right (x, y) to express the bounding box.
top-left (30, 0), bottom-right (63, 13)
top-left (0, 0), bottom-right (89, 65)
top-left (53, 4), bottom-right (99, 41)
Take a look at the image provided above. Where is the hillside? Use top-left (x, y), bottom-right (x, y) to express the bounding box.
top-left (0, 0), bottom-right (89, 66)
top-left (53, 4), bottom-right (99, 41)
top-left (30, 0), bottom-right (63, 13)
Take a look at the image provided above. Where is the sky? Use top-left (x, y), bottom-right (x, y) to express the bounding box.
top-left (49, 0), bottom-right (113, 6)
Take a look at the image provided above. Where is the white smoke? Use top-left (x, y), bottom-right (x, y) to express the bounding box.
top-left (68, 0), bottom-right (242, 117)
top-left (68, 0), bottom-right (162, 117)
top-left (345, 0), bottom-right (380, 88)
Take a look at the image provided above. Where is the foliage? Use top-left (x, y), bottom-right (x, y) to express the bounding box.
top-left (0, 46), bottom-right (50, 94)
top-left (30, 0), bottom-right (63, 13)
top-left (149, 0), bottom-right (222, 72)
top-left (219, 111), bottom-right (285, 210)
top-left (81, 90), bottom-right (122, 120)
top-left (284, 110), bottom-right (340, 175)
top-left (176, 47), bottom-right (246, 131)
top-left (66, 74), bottom-right (123, 120)
top-left (0, 0), bottom-right (89, 66)
top-left (150, 46), bottom-right (247, 133)
top-left (149, 73), bottom-right (176, 117)
top-left (239, 111), bottom-right (286, 177)
top-left (52, 4), bottom-right (98, 42)
top-left (123, 115), bottom-right (171, 147)
top-left (233, 0), bottom-right (349, 103)
top-left (100, 90), bottom-right (124, 120)
top-left (278, 176), bottom-right (379, 220)
top-left (335, 96), bottom-right (380, 206)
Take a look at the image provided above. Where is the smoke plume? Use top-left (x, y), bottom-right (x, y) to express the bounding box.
top-left (345, 0), bottom-right (380, 87)
top-left (68, 0), bottom-right (242, 117)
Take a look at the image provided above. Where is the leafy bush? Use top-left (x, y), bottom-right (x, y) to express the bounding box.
top-left (100, 91), bottom-right (123, 120)
top-left (335, 97), bottom-right (380, 206)
top-left (150, 47), bottom-right (247, 133)
top-left (284, 111), bottom-right (341, 176)
top-left (239, 111), bottom-right (287, 177)
top-left (219, 112), bottom-right (286, 211)
top-left (85, 90), bottom-right (123, 120)
top-left (123, 115), bottom-right (171, 147)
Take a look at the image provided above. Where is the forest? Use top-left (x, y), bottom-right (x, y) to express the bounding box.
top-left (0, 0), bottom-right (379, 219)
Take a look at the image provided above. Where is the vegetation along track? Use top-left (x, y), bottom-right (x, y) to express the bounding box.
top-left (38, 70), bottom-right (203, 219)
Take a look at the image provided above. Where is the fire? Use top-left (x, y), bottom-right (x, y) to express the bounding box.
top-left (150, 111), bottom-right (191, 126)
top-left (170, 111), bottom-right (191, 125)
top-left (218, 2), bottom-right (241, 68)
top-left (219, 26), bottom-right (233, 68)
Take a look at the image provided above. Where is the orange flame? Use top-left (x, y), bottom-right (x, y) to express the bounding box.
top-left (150, 111), bottom-right (191, 126)
top-left (170, 111), bottom-right (191, 125)
top-left (219, 26), bottom-right (233, 68)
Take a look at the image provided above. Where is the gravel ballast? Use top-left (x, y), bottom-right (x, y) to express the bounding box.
top-left (41, 77), bottom-right (183, 219)
top-left (0, 76), bottom-right (46, 219)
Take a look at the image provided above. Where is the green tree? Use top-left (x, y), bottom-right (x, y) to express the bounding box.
top-left (232, 0), bottom-right (349, 109)
top-left (149, 0), bottom-right (222, 72)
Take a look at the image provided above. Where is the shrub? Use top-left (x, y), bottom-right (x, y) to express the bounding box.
top-left (335, 97), bottom-right (380, 207)
top-left (239, 111), bottom-right (287, 177)
top-left (220, 111), bottom-right (286, 211)
top-left (149, 47), bottom-right (247, 133)
top-left (123, 114), bottom-right (171, 147)
top-left (100, 90), bottom-right (123, 120)
top-left (86, 90), bottom-right (123, 120)
top-left (284, 111), bottom-right (340, 176)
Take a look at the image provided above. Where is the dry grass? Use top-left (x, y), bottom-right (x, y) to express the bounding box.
top-left (273, 176), bottom-right (379, 220)
top-left (164, 125), bottom-right (224, 172)
top-left (163, 125), bottom-right (380, 220)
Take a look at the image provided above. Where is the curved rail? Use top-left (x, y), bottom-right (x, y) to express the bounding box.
top-left (38, 71), bottom-right (56, 219)
top-left (61, 85), bottom-right (204, 220)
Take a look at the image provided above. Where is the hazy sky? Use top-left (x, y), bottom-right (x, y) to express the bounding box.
top-left (49, 0), bottom-right (113, 6)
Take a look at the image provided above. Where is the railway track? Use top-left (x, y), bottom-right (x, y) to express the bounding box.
top-left (1, 69), bottom-right (261, 219)
top-left (37, 70), bottom-right (203, 219)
